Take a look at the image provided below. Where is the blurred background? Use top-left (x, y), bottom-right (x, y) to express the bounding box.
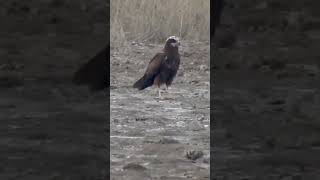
top-left (110, 0), bottom-right (210, 47)
top-left (0, 0), bottom-right (108, 179)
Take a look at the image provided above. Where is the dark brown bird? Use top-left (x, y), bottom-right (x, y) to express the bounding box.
top-left (133, 36), bottom-right (181, 98)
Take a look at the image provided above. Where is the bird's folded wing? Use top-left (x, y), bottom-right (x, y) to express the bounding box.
top-left (144, 53), bottom-right (166, 76)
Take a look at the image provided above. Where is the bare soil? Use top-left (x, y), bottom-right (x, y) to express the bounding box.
top-left (110, 41), bottom-right (210, 179)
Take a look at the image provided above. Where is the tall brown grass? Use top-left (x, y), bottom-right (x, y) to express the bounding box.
top-left (111, 0), bottom-right (210, 47)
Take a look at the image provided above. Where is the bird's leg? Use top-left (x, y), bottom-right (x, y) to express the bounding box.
top-left (161, 84), bottom-right (168, 93)
top-left (157, 84), bottom-right (162, 99)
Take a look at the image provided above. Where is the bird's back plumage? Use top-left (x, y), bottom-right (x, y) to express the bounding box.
top-left (133, 53), bottom-right (166, 90)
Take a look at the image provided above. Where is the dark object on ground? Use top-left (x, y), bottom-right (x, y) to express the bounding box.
top-left (133, 36), bottom-right (180, 97)
top-left (123, 163), bottom-right (147, 171)
top-left (73, 45), bottom-right (109, 91)
top-left (185, 150), bottom-right (204, 161)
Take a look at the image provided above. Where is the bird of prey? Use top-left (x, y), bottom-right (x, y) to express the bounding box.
top-left (133, 36), bottom-right (181, 98)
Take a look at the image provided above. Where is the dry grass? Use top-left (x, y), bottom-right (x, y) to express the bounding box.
top-left (110, 0), bottom-right (210, 47)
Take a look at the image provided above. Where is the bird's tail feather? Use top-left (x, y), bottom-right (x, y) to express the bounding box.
top-left (133, 75), bottom-right (154, 90)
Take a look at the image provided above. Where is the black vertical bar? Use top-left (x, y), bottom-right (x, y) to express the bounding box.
top-left (106, 0), bottom-right (110, 179)
top-left (210, 0), bottom-right (223, 179)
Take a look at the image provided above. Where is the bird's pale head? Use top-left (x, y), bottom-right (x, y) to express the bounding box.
top-left (165, 36), bottom-right (180, 48)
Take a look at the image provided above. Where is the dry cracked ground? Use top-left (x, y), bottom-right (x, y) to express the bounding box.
top-left (110, 41), bottom-right (210, 179)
